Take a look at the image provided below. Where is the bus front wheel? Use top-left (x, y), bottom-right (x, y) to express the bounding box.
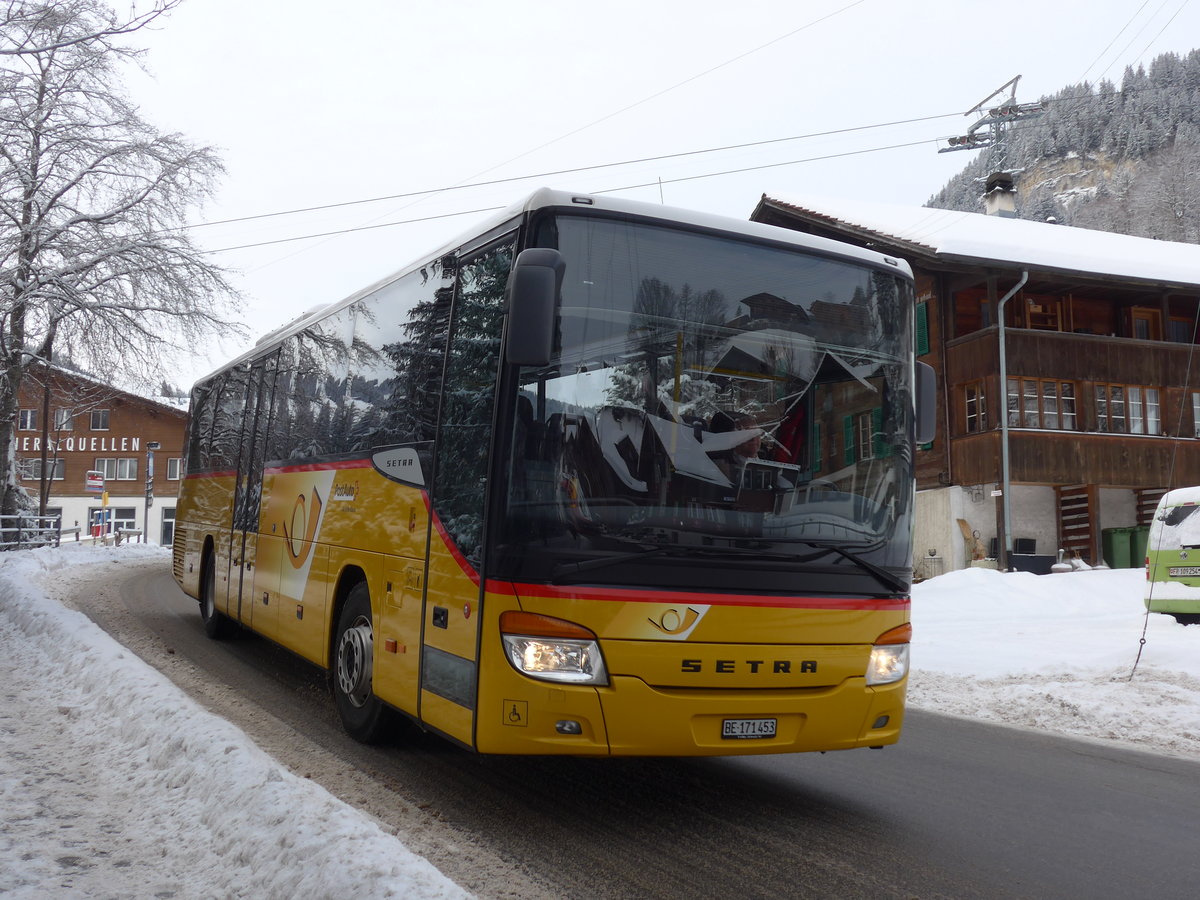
top-left (333, 583), bottom-right (392, 743)
top-left (200, 552), bottom-right (231, 639)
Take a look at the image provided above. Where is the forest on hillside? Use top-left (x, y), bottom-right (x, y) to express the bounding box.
top-left (928, 50), bottom-right (1200, 244)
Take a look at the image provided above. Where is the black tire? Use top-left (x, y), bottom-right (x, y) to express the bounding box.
top-left (1171, 613), bottom-right (1200, 626)
top-left (199, 550), bottom-right (232, 639)
top-left (333, 582), bottom-right (392, 743)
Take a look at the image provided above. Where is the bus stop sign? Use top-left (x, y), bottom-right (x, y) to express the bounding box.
top-left (85, 470), bottom-right (104, 493)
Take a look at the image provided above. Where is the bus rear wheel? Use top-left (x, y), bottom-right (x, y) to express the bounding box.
top-left (333, 583), bottom-right (392, 743)
top-left (199, 551), bottom-right (231, 639)
top-left (1171, 613), bottom-right (1200, 625)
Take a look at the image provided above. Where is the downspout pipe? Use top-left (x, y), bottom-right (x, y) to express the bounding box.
top-left (997, 270), bottom-right (1029, 571)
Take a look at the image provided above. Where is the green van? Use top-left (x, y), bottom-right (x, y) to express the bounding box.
top-left (1145, 487), bottom-right (1200, 625)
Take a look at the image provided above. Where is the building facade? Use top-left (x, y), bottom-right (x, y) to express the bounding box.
top-left (14, 366), bottom-right (187, 544)
top-left (751, 189), bottom-right (1200, 574)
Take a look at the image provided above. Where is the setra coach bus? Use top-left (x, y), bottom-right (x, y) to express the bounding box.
top-left (172, 188), bottom-right (935, 756)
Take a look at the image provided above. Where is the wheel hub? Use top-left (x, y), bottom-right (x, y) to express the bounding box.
top-left (336, 617), bottom-right (374, 708)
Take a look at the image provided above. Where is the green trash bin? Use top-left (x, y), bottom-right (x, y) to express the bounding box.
top-left (1102, 527), bottom-right (1133, 569)
top-left (1130, 525), bottom-right (1150, 568)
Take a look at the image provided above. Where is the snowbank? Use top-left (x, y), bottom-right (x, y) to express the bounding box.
top-left (0, 545), bottom-right (467, 899)
top-left (910, 565), bottom-right (1200, 758)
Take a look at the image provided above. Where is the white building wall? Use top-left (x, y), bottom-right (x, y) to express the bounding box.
top-left (49, 493), bottom-right (178, 546)
top-left (1098, 487), bottom-right (1137, 530)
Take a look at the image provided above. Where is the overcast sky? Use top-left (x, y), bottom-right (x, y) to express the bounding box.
top-left (124, 0), bottom-right (1200, 383)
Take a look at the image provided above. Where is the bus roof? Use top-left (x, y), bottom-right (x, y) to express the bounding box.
top-left (220, 188), bottom-right (914, 378)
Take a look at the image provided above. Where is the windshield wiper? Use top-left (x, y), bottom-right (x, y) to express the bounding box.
top-left (796, 540), bottom-right (908, 593)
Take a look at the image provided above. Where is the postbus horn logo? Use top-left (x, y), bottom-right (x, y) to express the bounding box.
top-left (648, 607), bottom-right (702, 635)
top-left (283, 487), bottom-right (323, 569)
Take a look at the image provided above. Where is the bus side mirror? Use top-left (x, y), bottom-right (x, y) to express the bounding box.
top-left (505, 248), bottom-right (564, 367)
top-left (916, 361), bottom-right (936, 445)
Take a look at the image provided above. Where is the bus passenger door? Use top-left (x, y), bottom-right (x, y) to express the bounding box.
top-left (419, 237), bottom-right (513, 747)
top-left (228, 354), bottom-right (278, 635)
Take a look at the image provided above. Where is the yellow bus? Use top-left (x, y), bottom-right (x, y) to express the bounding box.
top-left (172, 189), bottom-right (934, 756)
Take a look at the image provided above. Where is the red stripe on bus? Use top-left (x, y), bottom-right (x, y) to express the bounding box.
top-left (263, 459), bottom-right (373, 475)
top-left (426, 496), bottom-right (482, 587)
top-left (486, 579), bottom-right (909, 611)
top-left (185, 458), bottom-right (375, 479)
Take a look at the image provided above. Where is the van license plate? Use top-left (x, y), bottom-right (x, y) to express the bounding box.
top-left (1169, 566), bottom-right (1200, 577)
top-left (722, 718), bottom-right (776, 739)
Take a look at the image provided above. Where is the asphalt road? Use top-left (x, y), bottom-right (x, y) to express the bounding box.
top-left (76, 559), bottom-right (1200, 899)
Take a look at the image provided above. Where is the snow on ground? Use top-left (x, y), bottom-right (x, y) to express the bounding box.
top-left (1, 545), bottom-right (1198, 898)
top-left (909, 565), bottom-right (1200, 759)
top-left (0, 545), bottom-right (468, 900)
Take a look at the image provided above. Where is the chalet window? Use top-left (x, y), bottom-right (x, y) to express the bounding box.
top-left (90, 409), bottom-right (110, 431)
top-left (965, 383), bottom-right (987, 433)
top-left (53, 408), bottom-right (73, 431)
top-left (1130, 307), bottom-right (1162, 341)
top-left (1169, 317), bottom-right (1196, 343)
top-left (18, 409), bottom-right (37, 431)
top-left (1006, 378), bottom-right (1077, 430)
top-left (1193, 392), bottom-right (1200, 438)
top-left (1096, 384), bottom-right (1160, 434)
top-left (95, 458), bottom-right (115, 480)
top-left (916, 302), bottom-right (930, 356)
top-left (116, 458), bottom-right (137, 480)
top-left (167, 457), bottom-right (183, 480)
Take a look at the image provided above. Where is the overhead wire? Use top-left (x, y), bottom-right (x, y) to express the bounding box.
top-left (1079, 0), bottom-right (1154, 83)
top-left (228, 0), bottom-right (876, 273)
top-left (1099, 0), bottom-right (1177, 81)
top-left (204, 87), bottom-right (1135, 256)
top-left (204, 134), bottom-right (951, 254)
top-left (190, 111), bottom-right (963, 234)
top-left (1128, 0), bottom-right (1192, 68)
top-left (191, 78), bottom-right (1178, 251)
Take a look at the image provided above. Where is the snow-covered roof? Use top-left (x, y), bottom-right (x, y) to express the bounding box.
top-left (757, 194), bottom-right (1200, 291)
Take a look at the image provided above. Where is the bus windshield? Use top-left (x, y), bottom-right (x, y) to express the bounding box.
top-left (493, 214), bottom-right (916, 594)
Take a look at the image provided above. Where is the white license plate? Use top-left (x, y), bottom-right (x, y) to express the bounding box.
top-left (1170, 566), bottom-right (1200, 577)
top-left (722, 718), bottom-right (777, 740)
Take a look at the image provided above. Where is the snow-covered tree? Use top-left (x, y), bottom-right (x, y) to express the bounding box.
top-left (928, 49), bottom-right (1200, 245)
top-left (0, 0), bottom-right (179, 55)
top-left (0, 0), bottom-right (237, 517)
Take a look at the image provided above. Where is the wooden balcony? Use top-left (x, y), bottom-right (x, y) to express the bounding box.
top-left (946, 326), bottom-right (1200, 390)
top-left (941, 327), bottom-right (1200, 488)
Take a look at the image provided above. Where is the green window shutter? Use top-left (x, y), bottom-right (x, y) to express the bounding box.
top-left (872, 407), bottom-right (890, 458)
top-left (916, 302), bottom-right (930, 357)
top-left (812, 421), bottom-right (822, 473)
top-left (843, 415), bottom-right (855, 465)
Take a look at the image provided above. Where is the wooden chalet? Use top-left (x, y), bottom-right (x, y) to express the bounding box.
top-left (751, 185), bottom-right (1200, 572)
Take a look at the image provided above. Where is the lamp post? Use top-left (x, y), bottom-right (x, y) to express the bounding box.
top-left (145, 441), bottom-right (161, 544)
top-left (996, 271), bottom-right (1028, 572)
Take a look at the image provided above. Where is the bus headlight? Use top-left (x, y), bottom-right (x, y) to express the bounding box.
top-left (500, 611), bottom-right (609, 685)
top-left (866, 623), bottom-right (911, 686)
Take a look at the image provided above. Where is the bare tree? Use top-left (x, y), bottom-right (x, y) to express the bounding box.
top-left (0, 0), bottom-right (239, 517)
top-left (1, 0), bottom-right (180, 55)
